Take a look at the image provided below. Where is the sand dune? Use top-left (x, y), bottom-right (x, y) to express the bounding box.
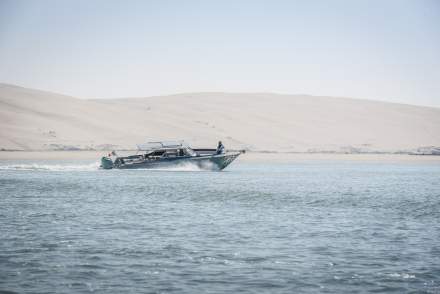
top-left (1, 83), bottom-right (439, 153)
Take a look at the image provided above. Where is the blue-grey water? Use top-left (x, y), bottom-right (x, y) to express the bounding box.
top-left (1, 159), bottom-right (439, 293)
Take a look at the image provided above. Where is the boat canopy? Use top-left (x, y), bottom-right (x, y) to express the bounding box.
top-left (137, 140), bottom-right (189, 151)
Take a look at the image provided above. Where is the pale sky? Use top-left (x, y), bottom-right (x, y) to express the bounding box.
top-left (0, 0), bottom-right (439, 107)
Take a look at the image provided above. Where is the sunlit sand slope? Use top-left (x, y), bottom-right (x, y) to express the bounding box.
top-left (1, 83), bottom-right (439, 153)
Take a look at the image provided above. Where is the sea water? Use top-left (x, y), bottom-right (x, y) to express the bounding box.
top-left (0, 159), bottom-right (439, 293)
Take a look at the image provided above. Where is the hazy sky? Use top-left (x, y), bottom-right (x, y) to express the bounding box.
top-left (0, 0), bottom-right (439, 106)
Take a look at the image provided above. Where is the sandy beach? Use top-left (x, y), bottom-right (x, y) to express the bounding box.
top-left (1, 84), bottom-right (440, 154)
top-left (1, 150), bottom-right (439, 164)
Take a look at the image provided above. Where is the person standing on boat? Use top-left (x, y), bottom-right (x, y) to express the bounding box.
top-left (216, 141), bottom-right (225, 154)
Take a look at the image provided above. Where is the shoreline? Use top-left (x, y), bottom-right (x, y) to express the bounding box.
top-left (0, 150), bottom-right (439, 163)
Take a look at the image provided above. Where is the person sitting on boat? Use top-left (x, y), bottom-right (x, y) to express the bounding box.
top-left (216, 141), bottom-right (225, 154)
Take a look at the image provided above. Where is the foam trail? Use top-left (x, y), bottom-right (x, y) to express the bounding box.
top-left (0, 161), bottom-right (220, 172)
top-left (0, 162), bottom-right (100, 171)
top-left (142, 161), bottom-right (218, 172)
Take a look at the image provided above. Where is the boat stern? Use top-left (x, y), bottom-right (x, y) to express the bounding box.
top-left (100, 156), bottom-right (114, 169)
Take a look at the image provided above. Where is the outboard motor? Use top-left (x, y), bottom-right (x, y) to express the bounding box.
top-left (100, 157), bottom-right (114, 169)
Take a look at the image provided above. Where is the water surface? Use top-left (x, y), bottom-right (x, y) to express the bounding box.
top-left (1, 160), bottom-right (439, 293)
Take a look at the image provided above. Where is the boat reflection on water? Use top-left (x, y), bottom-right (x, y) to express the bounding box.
top-left (100, 141), bottom-right (242, 171)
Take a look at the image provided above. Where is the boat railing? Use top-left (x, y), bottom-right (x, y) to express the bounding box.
top-left (137, 140), bottom-right (188, 151)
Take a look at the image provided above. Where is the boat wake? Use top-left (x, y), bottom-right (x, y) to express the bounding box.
top-left (0, 162), bottom-right (100, 171)
top-left (0, 161), bottom-right (218, 172)
top-left (138, 161), bottom-right (218, 172)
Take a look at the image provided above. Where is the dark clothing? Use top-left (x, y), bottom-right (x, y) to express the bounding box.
top-left (216, 143), bottom-right (225, 154)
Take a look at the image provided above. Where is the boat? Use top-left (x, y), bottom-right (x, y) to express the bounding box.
top-left (100, 141), bottom-right (242, 170)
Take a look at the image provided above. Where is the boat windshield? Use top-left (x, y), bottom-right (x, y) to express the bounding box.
top-left (185, 147), bottom-right (196, 156)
